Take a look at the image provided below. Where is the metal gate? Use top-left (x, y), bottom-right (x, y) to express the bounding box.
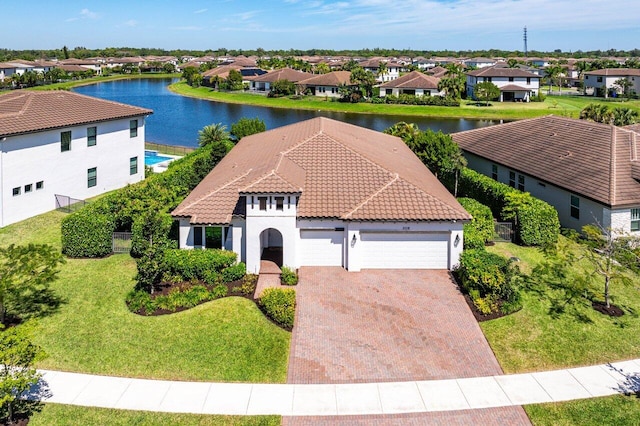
top-left (112, 232), bottom-right (133, 253)
top-left (55, 194), bottom-right (87, 213)
top-left (494, 222), bottom-right (513, 242)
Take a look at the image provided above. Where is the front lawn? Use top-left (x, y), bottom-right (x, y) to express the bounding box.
top-left (169, 82), bottom-right (640, 121)
top-left (525, 395), bottom-right (640, 426)
top-left (1, 210), bottom-right (290, 382)
top-left (30, 404), bottom-right (279, 426)
top-left (482, 239), bottom-right (640, 373)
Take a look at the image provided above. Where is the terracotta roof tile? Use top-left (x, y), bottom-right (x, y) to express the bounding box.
top-left (246, 68), bottom-right (313, 83)
top-left (379, 71), bottom-right (440, 90)
top-left (0, 90), bottom-right (152, 137)
top-left (173, 117), bottom-right (470, 224)
top-left (452, 115), bottom-right (640, 208)
top-left (298, 71), bottom-right (352, 87)
top-left (466, 66), bottom-right (539, 78)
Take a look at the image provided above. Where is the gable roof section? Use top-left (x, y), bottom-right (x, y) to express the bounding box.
top-left (173, 117), bottom-right (470, 224)
top-left (452, 115), bottom-right (640, 208)
top-left (379, 71), bottom-right (440, 90)
top-left (0, 90), bottom-right (152, 138)
top-left (585, 68), bottom-right (640, 77)
top-left (298, 71), bottom-right (352, 87)
top-left (246, 68), bottom-right (313, 83)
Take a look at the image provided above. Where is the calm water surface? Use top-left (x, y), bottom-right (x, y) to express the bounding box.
top-left (74, 79), bottom-right (497, 147)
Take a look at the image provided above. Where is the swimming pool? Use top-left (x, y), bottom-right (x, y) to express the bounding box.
top-left (144, 150), bottom-right (173, 166)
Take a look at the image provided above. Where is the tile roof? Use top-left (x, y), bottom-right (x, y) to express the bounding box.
top-left (172, 117), bottom-right (470, 224)
top-left (584, 68), bottom-right (640, 77)
top-left (498, 84), bottom-right (532, 91)
top-left (0, 90), bottom-right (152, 138)
top-left (466, 66), bottom-right (540, 78)
top-left (298, 71), bottom-right (352, 87)
top-left (246, 68), bottom-right (313, 83)
top-left (379, 71), bottom-right (440, 90)
top-left (452, 115), bottom-right (640, 208)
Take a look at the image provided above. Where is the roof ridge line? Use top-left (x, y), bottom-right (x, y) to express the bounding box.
top-left (343, 174), bottom-right (399, 219)
top-left (610, 127), bottom-right (617, 206)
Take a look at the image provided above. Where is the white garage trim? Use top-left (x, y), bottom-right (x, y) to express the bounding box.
top-left (299, 229), bottom-right (344, 266)
top-left (359, 231), bottom-right (449, 269)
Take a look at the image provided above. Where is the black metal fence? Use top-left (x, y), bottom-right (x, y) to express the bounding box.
top-left (112, 232), bottom-right (133, 254)
top-left (55, 194), bottom-right (87, 213)
top-left (145, 142), bottom-right (194, 157)
top-left (494, 222), bottom-right (514, 242)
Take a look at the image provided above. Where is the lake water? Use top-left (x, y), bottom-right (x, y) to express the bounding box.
top-left (74, 78), bottom-right (498, 147)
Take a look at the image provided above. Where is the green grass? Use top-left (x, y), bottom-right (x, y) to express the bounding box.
top-left (27, 73), bottom-right (179, 91)
top-left (525, 395), bottom-right (640, 426)
top-left (481, 238), bottom-right (640, 373)
top-left (30, 404), bottom-right (279, 426)
top-left (169, 81), bottom-right (640, 121)
top-left (1, 210), bottom-right (290, 382)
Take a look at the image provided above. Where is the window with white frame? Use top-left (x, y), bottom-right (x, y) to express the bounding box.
top-left (87, 167), bottom-right (97, 188)
top-left (631, 208), bottom-right (640, 232)
top-left (570, 195), bottom-right (580, 219)
top-left (61, 131), bottom-right (71, 152)
top-left (87, 126), bottom-right (97, 146)
top-left (130, 119), bottom-right (138, 138)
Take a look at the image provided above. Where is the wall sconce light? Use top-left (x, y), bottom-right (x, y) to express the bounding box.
top-left (454, 234), bottom-right (460, 247)
top-left (351, 234), bottom-right (357, 248)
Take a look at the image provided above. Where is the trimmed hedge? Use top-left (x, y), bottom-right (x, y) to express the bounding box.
top-left (60, 202), bottom-right (115, 258)
top-left (258, 288), bottom-right (296, 329)
top-left (458, 198), bottom-right (493, 249)
top-left (280, 266), bottom-right (298, 286)
top-left (375, 94), bottom-right (460, 106)
top-left (163, 249), bottom-right (237, 282)
top-left (458, 168), bottom-right (559, 246)
top-left (61, 144), bottom-right (218, 258)
top-left (222, 262), bottom-right (246, 283)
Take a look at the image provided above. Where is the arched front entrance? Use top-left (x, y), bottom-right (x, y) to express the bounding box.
top-left (259, 228), bottom-right (283, 267)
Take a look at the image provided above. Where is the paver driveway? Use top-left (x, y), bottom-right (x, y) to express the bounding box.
top-left (284, 267), bottom-right (531, 425)
top-left (287, 267), bottom-right (504, 384)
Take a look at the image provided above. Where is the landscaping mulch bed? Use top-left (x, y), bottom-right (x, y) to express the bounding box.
top-left (592, 301), bottom-right (624, 317)
top-left (462, 293), bottom-right (512, 322)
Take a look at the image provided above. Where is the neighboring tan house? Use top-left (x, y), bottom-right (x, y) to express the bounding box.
top-left (246, 68), bottom-right (314, 92)
top-left (452, 115), bottom-right (640, 235)
top-left (584, 68), bottom-right (640, 97)
top-left (201, 65), bottom-right (267, 88)
top-left (172, 117), bottom-right (470, 273)
top-left (466, 66), bottom-right (540, 102)
top-left (378, 71), bottom-right (444, 97)
top-left (298, 71), bottom-right (352, 97)
top-left (0, 90), bottom-right (152, 227)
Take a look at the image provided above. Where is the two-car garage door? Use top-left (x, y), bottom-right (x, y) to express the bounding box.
top-left (359, 232), bottom-right (449, 269)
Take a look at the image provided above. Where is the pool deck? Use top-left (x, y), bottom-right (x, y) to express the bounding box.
top-left (145, 151), bottom-right (181, 173)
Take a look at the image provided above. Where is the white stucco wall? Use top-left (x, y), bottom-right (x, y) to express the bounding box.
top-left (0, 116), bottom-right (146, 227)
top-left (465, 154), bottom-right (607, 231)
top-left (466, 76), bottom-right (540, 99)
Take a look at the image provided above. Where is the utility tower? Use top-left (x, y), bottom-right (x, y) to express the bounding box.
top-left (523, 26), bottom-right (528, 57)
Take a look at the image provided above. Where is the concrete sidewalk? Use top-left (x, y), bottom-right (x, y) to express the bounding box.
top-left (35, 359), bottom-right (640, 416)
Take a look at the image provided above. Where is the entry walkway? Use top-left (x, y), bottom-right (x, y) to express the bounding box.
top-left (34, 359), bottom-right (640, 416)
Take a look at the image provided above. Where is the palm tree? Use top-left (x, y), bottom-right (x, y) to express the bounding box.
top-left (437, 63), bottom-right (466, 99)
top-left (377, 61), bottom-right (388, 82)
top-left (314, 62), bottom-right (330, 75)
top-left (611, 107), bottom-right (638, 126)
top-left (580, 104), bottom-right (613, 124)
top-left (545, 62), bottom-right (565, 94)
top-left (198, 123), bottom-right (229, 147)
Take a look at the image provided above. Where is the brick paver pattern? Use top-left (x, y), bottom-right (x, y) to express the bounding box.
top-left (284, 267), bottom-right (531, 425)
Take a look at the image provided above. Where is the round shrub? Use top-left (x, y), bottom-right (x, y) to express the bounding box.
top-left (222, 262), bottom-right (246, 283)
top-left (458, 198), bottom-right (494, 249)
top-left (258, 288), bottom-right (296, 329)
top-left (280, 266), bottom-right (298, 286)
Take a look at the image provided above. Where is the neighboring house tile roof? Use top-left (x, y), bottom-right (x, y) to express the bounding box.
top-left (246, 68), bottom-right (313, 83)
top-left (426, 66), bottom-right (448, 78)
top-left (584, 68), bottom-right (640, 77)
top-left (498, 84), bottom-right (531, 91)
top-left (466, 66), bottom-right (540, 78)
top-left (172, 117), bottom-right (470, 224)
top-left (0, 90), bottom-right (153, 138)
top-left (452, 115), bottom-right (640, 208)
top-left (298, 71), bottom-right (352, 87)
top-left (379, 71), bottom-right (440, 90)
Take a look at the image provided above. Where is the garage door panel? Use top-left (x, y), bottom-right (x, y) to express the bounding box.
top-left (300, 230), bottom-right (344, 266)
top-left (360, 233), bottom-right (448, 269)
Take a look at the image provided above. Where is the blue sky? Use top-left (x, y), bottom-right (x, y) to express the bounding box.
top-left (4, 1), bottom-right (640, 52)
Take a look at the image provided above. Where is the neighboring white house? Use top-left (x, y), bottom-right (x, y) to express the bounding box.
top-left (378, 71), bottom-right (444, 97)
top-left (0, 61), bottom-right (35, 82)
top-left (466, 66), bottom-right (540, 102)
top-left (358, 59), bottom-right (403, 82)
top-left (464, 57), bottom-right (497, 69)
top-left (452, 115), bottom-right (640, 235)
top-left (298, 71), bottom-right (352, 98)
top-left (172, 117), bottom-right (470, 274)
top-left (583, 68), bottom-right (640, 97)
top-left (0, 90), bottom-right (152, 227)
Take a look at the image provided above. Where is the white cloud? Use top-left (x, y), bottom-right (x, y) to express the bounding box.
top-left (171, 26), bottom-right (204, 31)
top-left (80, 8), bottom-right (99, 19)
top-left (123, 20), bottom-right (138, 27)
top-left (194, 8), bottom-right (208, 14)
